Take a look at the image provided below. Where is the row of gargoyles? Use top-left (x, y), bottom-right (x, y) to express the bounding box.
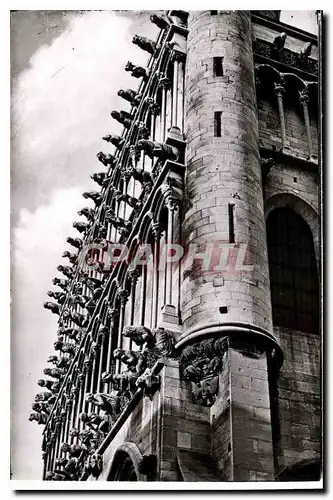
top-left (46, 454), bottom-right (103, 481)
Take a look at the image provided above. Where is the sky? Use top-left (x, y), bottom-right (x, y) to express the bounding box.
top-left (10, 10), bottom-right (318, 480)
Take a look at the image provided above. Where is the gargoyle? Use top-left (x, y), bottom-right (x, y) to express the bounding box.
top-left (299, 42), bottom-right (312, 65)
top-left (43, 367), bottom-right (66, 379)
top-left (122, 325), bottom-right (155, 349)
top-left (55, 458), bottom-right (79, 479)
top-left (90, 172), bottom-right (106, 186)
top-left (71, 294), bottom-right (89, 307)
top-left (62, 251), bottom-right (78, 265)
top-left (110, 110), bottom-right (133, 129)
top-left (29, 412), bottom-right (47, 424)
top-left (113, 348), bottom-right (147, 375)
top-left (191, 376), bottom-right (219, 406)
top-left (96, 152), bottom-right (117, 168)
top-left (136, 368), bottom-right (160, 398)
top-left (132, 167), bottom-right (153, 188)
top-left (57, 265), bottom-right (74, 279)
top-left (31, 401), bottom-right (51, 414)
top-left (78, 207), bottom-right (95, 221)
top-left (47, 354), bottom-right (70, 369)
top-left (43, 302), bottom-right (60, 315)
top-left (79, 412), bottom-right (110, 433)
top-left (95, 223), bottom-right (108, 239)
top-left (136, 139), bottom-right (179, 162)
top-left (85, 392), bottom-right (120, 417)
top-left (35, 391), bottom-right (54, 403)
top-left (47, 290), bottom-right (66, 304)
top-left (66, 237), bottom-right (83, 250)
top-left (82, 191), bottom-right (103, 206)
top-left (117, 88), bottom-right (142, 106)
top-left (37, 379), bottom-right (59, 392)
top-left (61, 442), bottom-right (88, 458)
top-left (53, 340), bottom-right (76, 356)
top-left (150, 13), bottom-right (170, 30)
top-left (73, 221), bottom-right (89, 234)
top-left (105, 210), bottom-right (132, 233)
top-left (102, 135), bottom-right (124, 150)
top-left (114, 192), bottom-right (142, 210)
top-left (84, 454), bottom-right (104, 478)
top-left (132, 35), bottom-right (156, 55)
top-left (52, 277), bottom-right (70, 289)
top-left (81, 276), bottom-right (103, 290)
top-left (154, 327), bottom-right (177, 357)
top-left (125, 61), bottom-right (149, 80)
top-left (71, 311), bottom-right (88, 328)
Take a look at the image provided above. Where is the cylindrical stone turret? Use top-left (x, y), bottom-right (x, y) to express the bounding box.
top-left (181, 10), bottom-right (273, 340)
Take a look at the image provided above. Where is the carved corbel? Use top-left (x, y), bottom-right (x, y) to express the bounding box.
top-left (180, 337), bottom-right (228, 406)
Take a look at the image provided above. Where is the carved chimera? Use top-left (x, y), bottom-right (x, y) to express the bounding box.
top-left (180, 337), bottom-right (229, 406)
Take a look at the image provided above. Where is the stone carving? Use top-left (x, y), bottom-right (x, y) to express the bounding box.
top-left (73, 221), bottom-right (88, 234)
top-left (102, 371), bottom-right (138, 399)
top-left (136, 139), bottom-right (180, 162)
top-left (69, 427), bottom-right (102, 453)
top-left (35, 391), bottom-right (55, 403)
top-left (47, 290), bottom-right (66, 304)
top-left (52, 277), bottom-right (70, 289)
top-left (90, 172), bottom-right (106, 187)
top-left (61, 442), bottom-right (88, 459)
top-left (300, 42), bottom-right (312, 60)
top-left (125, 61), bottom-right (149, 81)
top-left (136, 369), bottom-right (160, 398)
top-left (54, 458), bottom-right (80, 480)
top-left (66, 236), bottom-right (83, 250)
top-left (29, 412), bottom-right (47, 424)
top-left (123, 325), bottom-right (176, 357)
top-left (47, 354), bottom-right (71, 369)
top-left (122, 325), bottom-right (156, 348)
top-left (53, 340), bottom-right (77, 356)
top-left (169, 10), bottom-right (188, 27)
top-left (145, 97), bottom-right (160, 116)
top-left (117, 88), bottom-right (142, 106)
top-left (113, 348), bottom-right (148, 375)
top-left (84, 454), bottom-right (104, 478)
top-left (95, 222), bottom-right (108, 240)
top-left (82, 191), bottom-right (103, 206)
top-left (253, 38), bottom-right (318, 75)
top-left (57, 265), bottom-right (74, 279)
top-left (132, 167), bottom-right (153, 191)
top-left (110, 110), bottom-right (133, 129)
top-left (114, 192), bottom-right (142, 211)
top-left (132, 35), bottom-right (156, 55)
top-left (105, 210), bottom-right (132, 238)
top-left (31, 401), bottom-right (51, 414)
top-left (78, 207), bottom-right (95, 221)
top-left (70, 311), bottom-right (88, 328)
top-left (43, 367), bottom-right (66, 379)
top-left (180, 337), bottom-right (228, 406)
top-left (62, 251), bottom-right (78, 265)
top-left (38, 379), bottom-right (60, 393)
top-left (102, 134), bottom-right (125, 150)
top-left (71, 294), bottom-right (89, 307)
top-left (81, 276), bottom-right (103, 290)
top-left (43, 302), bottom-right (60, 315)
top-left (85, 393), bottom-right (121, 417)
top-left (136, 121), bottom-right (150, 140)
top-left (79, 412), bottom-right (111, 434)
top-left (97, 151), bottom-right (117, 167)
top-left (138, 454), bottom-right (157, 480)
top-left (150, 13), bottom-right (170, 30)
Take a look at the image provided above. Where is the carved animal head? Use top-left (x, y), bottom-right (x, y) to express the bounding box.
top-left (125, 61), bottom-right (134, 72)
top-left (47, 355), bottom-right (58, 364)
top-left (37, 379), bottom-right (46, 387)
top-left (43, 368), bottom-right (52, 376)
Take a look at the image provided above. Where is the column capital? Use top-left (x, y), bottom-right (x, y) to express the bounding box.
top-left (299, 87), bottom-right (310, 104)
top-left (274, 82), bottom-right (285, 98)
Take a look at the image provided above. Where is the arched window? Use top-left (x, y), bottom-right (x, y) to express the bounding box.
top-left (108, 450), bottom-right (138, 481)
top-left (266, 207), bottom-right (319, 334)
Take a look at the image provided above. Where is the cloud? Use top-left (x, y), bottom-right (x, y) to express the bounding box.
top-left (11, 10), bottom-right (157, 479)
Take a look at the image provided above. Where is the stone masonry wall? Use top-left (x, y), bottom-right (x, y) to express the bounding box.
top-left (182, 11), bottom-right (273, 336)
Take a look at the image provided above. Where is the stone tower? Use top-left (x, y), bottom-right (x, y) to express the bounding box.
top-left (33, 11), bottom-right (321, 483)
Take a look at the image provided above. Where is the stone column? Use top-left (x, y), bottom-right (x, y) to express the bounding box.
top-left (299, 87), bottom-right (315, 160)
top-left (180, 10), bottom-right (282, 481)
top-left (274, 82), bottom-right (287, 150)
